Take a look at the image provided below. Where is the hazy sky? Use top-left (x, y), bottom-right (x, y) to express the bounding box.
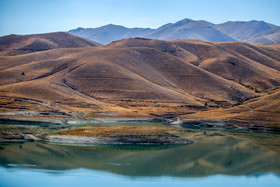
top-left (0, 0), bottom-right (279, 36)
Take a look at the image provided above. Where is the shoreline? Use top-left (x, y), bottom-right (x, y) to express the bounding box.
top-left (1, 116), bottom-right (279, 147)
top-left (1, 116), bottom-right (279, 132)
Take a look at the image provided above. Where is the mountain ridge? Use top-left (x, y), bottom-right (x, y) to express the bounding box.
top-left (69, 18), bottom-right (280, 44)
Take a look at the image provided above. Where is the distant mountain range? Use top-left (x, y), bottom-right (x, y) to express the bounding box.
top-left (69, 18), bottom-right (280, 44)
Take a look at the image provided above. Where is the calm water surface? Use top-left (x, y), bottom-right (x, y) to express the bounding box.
top-left (0, 122), bottom-right (280, 187)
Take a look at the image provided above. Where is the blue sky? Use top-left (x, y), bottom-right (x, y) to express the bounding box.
top-left (0, 0), bottom-right (279, 36)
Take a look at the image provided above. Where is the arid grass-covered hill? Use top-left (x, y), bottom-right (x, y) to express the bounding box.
top-left (0, 33), bottom-right (279, 129)
top-left (0, 32), bottom-right (100, 56)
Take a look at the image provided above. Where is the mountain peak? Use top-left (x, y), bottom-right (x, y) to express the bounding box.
top-left (176, 18), bottom-right (194, 23)
top-left (249, 20), bottom-right (264, 23)
top-left (173, 18), bottom-right (213, 27)
top-left (103, 24), bottom-right (124, 28)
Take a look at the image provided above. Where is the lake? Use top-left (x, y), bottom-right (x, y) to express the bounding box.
top-left (0, 122), bottom-right (280, 186)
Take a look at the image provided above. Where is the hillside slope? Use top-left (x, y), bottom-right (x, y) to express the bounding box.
top-left (232, 89), bottom-right (280, 125)
top-left (108, 38), bottom-right (280, 91)
top-left (245, 28), bottom-right (280, 44)
top-left (215, 20), bottom-right (277, 41)
top-left (0, 35), bottom-right (279, 128)
top-left (0, 32), bottom-right (101, 56)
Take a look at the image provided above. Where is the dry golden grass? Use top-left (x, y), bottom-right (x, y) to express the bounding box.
top-left (172, 40), bottom-right (280, 91)
top-left (181, 88), bottom-right (280, 127)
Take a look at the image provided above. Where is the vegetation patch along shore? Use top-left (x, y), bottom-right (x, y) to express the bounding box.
top-left (47, 126), bottom-right (192, 145)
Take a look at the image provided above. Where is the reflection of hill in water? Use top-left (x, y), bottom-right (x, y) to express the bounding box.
top-left (64, 144), bottom-right (183, 152)
top-left (1, 133), bottom-right (280, 177)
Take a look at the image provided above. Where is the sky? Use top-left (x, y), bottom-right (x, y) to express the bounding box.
top-left (0, 0), bottom-right (279, 36)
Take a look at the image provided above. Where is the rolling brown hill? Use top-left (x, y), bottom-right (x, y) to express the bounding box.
top-left (173, 40), bottom-right (280, 90)
top-left (228, 88), bottom-right (280, 128)
top-left (0, 45), bottom-right (257, 116)
top-left (108, 38), bottom-right (280, 91)
top-left (0, 32), bottom-right (101, 56)
top-left (0, 34), bottom-right (280, 128)
top-left (184, 88), bottom-right (280, 130)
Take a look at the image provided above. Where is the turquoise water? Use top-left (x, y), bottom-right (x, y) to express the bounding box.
top-left (0, 124), bottom-right (280, 187)
top-left (0, 167), bottom-right (279, 187)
